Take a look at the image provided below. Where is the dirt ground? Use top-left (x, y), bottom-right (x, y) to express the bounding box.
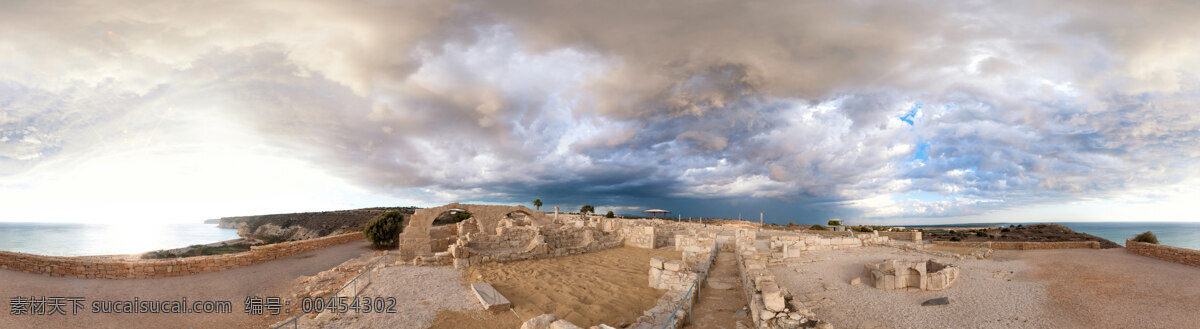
top-left (1010, 248), bottom-right (1200, 328)
top-left (0, 241), bottom-right (376, 329)
top-left (431, 246), bottom-right (683, 328)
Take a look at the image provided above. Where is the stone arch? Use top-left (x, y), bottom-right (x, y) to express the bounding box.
top-left (397, 203), bottom-right (550, 257)
top-left (903, 267), bottom-right (922, 289)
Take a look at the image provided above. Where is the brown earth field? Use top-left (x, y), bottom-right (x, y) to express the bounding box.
top-left (922, 223), bottom-right (1122, 248)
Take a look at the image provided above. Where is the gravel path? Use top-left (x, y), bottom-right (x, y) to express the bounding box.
top-left (0, 240), bottom-right (375, 329)
top-left (770, 246), bottom-right (1051, 329)
top-left (304, 265), bottom-right (477, 329)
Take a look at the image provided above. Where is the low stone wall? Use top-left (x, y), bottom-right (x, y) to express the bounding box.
top-left (802, 230), bottom-right (854, 237)
top-left (734, 229), bottom-right (827, 328)
top-left (0, 232), bottom-right (365, 279)
top-left (878, 231), bottom-right (921, 241)
top-left (621, 225), bottom-right (657, 249)
top-left (930, 241), bottom-right (1099, 250)
top-left (675, 233), bottom-right (716, 266)
top-left (1127, 239), bottom-right (1200, 267)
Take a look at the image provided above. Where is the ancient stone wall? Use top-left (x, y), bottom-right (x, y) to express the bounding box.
top-left (930, 241), bottom-right (1099, 250)
top-left (399, 203), bottom-right (548, 258)
top-left (675, 233), bottom-right (716, 266)
top-left (621, 225), bottom-right (657, 249)
top-left (1126, 239), bottom-right (1200, 267)
top-left (878, 231), bottom-right (922, 241)
top-left (447, 226), bottom-right (623, 268)
top-left (734, 229), bottom-right (826, 328)
top-left (0, 232), bottom-right (364, 279)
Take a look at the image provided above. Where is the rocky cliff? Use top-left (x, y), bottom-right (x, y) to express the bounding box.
top-left (218, 207), bottom-right (416, 242)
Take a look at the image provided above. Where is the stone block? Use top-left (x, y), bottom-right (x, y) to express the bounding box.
top-left (663, 260), bottom-right (685, 272)
top-left (761, 280), bottom-right (787, 312)
top-left (550, 320), bottom-right (584, 329)
top-left (470, 283), bottom-right (511, 312)
top-left (650, 256), bottom-right (666, 269)
top-left (521, 314), bottom-right (558, 329)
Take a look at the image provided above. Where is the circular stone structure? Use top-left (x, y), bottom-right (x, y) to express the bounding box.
top-left (863, 259), bottom-right (959, 291)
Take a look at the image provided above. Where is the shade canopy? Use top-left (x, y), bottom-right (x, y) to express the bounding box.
top-left (642, 209), bottom-right (671, 213)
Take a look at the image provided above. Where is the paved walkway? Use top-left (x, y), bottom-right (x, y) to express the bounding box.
top-left (684, 250), bottom-right (751, 329)
top-left (0, 240), bottom-right (375, 329)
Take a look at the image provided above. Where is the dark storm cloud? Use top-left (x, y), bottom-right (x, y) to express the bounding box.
top-left (2, 0), bottom-right (1200, 221)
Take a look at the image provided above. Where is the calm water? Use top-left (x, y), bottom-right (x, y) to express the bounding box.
top-left (906, 221), bottom-right (1200, 250)
top-left (0, 222), bottom-right (240, 256)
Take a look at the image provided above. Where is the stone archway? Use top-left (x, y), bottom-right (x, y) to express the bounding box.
top-left (397, 203), bottom-right (550, 257)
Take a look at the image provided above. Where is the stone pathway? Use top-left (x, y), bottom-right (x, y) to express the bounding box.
top-left (684, 250), bottom-right (751, 329)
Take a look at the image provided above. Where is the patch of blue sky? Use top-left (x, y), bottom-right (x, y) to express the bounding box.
top-left (911, 141), bottom-right (930, 161)
top-left (899, 102), bottom-right (921, 125)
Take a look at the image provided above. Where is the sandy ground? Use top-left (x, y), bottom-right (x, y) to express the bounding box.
top-left (431, 246), bottom-right (683, 328)
top-left (770, 246), bottom-right (1052, 329)
top-left (0, 240), bottom-right (375, 329)
top-left (1010, 248), bottom-right (1200, 328)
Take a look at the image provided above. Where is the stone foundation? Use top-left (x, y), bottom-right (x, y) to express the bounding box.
top-left (863, 259), bottom-right (959, 291)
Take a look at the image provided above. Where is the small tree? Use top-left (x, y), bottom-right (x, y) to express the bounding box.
top-left (580, 205), bottom-right (594, 215)
top-left (827, 220), bottom-right (842, 226)
top-left (605, 211), bottom-right (615, 218)
top-left (1134, 231), bottom-right (1158, 244)
top-left (809, 224), bottom-right (828, 231)
top-left (533, 199), bottom-right (543, 210)
top-left (363, 211), bottom-right (404, 249)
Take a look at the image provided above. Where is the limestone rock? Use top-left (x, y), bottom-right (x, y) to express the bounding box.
top-left (762, 281), bottom-right (787, 312)
top-left (663, 260), bottom-right (685, 272)
top-left (521, 314), bottom-right (558, 329)
top-left (850, 277), bottom-right (861, 285)
top-left (470, 283), bottom-right (511, 311)
top-left (650, 256), bottom-right (666, 269)
top-left (550, 319), bottom-right (584, 329)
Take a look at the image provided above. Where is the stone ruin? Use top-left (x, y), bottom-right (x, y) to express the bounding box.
top-left (863, 259), bottom-right (959, 291)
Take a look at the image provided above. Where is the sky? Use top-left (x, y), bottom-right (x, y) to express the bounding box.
top-left (2, 0), bottom-right (1199, 225)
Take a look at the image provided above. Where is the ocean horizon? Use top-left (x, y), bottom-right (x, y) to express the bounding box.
top-left (898, 221), bottom-right (1200, 250)
top-left (0, 222), bottom-right (240, 256)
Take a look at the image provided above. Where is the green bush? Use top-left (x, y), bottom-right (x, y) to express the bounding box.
top-left (1001, 228), bottom-right (1011, 233)
top-left (949, 236), bottom-right (961, 242)
top-left (363, 211), bottom-right (404, 249)
top-left (605, 211), bottom-right (615, 218)
top-left (976, 231), bottom-right (988, 237)
top-left (827, 220), bottom-right (841, 226)
top-left (809, 224), bottom-right (828, 231)
top-left (857, 226), bottom-right (873, 232)
top-left (1134, 231), bottom-right (1158, 244)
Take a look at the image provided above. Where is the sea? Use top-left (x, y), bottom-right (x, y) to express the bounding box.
top-left (0, 222), bottom-right (240, 256)
top-left (902, 221), bottom-right (1200, 250)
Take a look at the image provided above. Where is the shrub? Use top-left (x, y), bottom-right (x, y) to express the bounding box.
top-left (976, 231), bottom-right (988, 237)
top-left (809, 224), bottom-right (828, 231)
top-left (827, 220), bottom-right (841, 226)
top-left (363, 211), bottom-right (404, 249)
top-left (857, 226), bottom-right (873, 232)
top-left (605, 211), bottom-right (615, 218)
top-left (949, 236), bottom-right (962, 242)
top-left (454, 211), bottom-right (472, 222)
top-left (1134, 231), bottom-right (1158, 244)
top-left (1001, 228), bottom-right (1011, 233)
